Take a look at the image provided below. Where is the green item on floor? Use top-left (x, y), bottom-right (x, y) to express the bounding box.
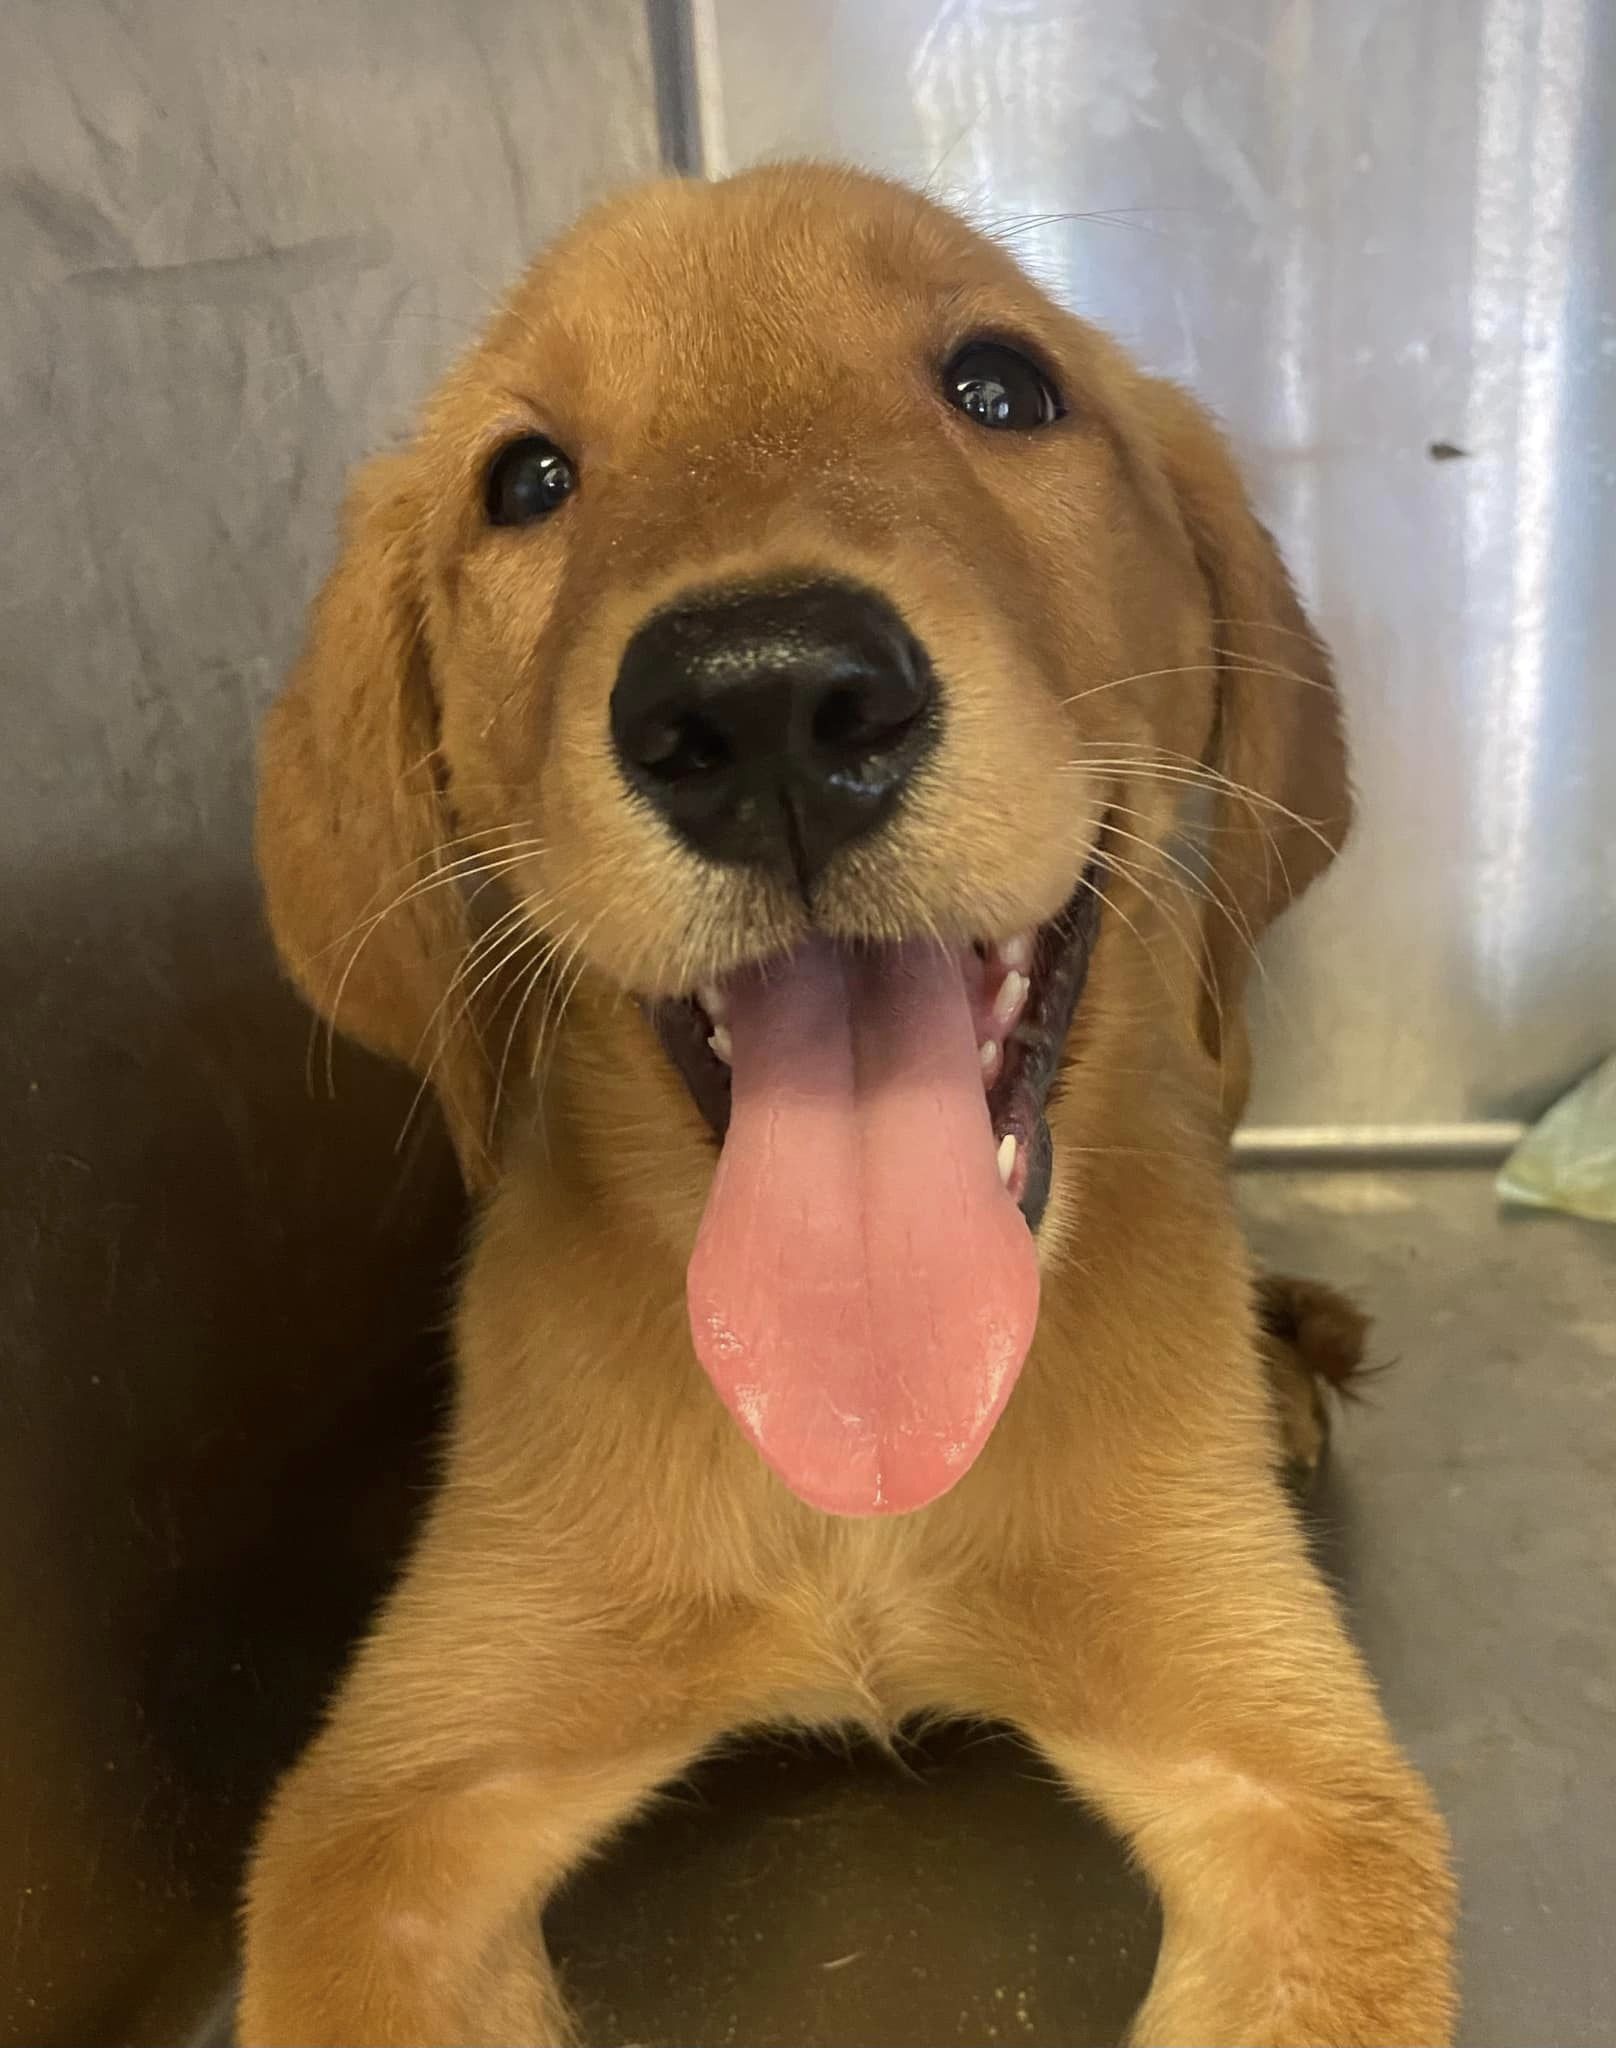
top-left (1497, 1051), bottom-right (1616, 1225)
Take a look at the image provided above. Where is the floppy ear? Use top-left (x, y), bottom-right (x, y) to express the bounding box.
top-left (1141, 379), bottom-right (1353, 1127)
top-left (256, 454), bottom-right (496, 1190)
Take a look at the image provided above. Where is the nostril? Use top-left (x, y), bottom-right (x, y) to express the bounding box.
top-left (812, 685), bottom-right (872, 753)
top-left (812, 663), bottom-right (930, 760)
top-left (631, 709), bottom-right (733, 783)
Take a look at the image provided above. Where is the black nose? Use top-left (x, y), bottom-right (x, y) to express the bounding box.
top-left (610, 580), bottom-right (938, 892)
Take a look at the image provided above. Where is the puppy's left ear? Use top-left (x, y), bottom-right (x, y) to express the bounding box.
top-left (1140, 377), bottom-right (1353, 1125)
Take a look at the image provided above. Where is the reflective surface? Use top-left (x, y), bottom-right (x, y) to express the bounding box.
top-left (692, 0), bottom-right (1616, 1136)
top-left (0, 4), bottom-right (659, 2041)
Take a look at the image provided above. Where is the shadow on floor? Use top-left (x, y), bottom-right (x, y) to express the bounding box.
top-left (550, 1722), bottom-right (1159, 2048)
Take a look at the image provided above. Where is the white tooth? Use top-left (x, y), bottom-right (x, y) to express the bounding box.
top-left (979, 1038), bottom-right (1000, 1080)
top-left (993, 970), bottom-right (1029, 1029)
top-left (697, 982), bottom-right (727, 1022)
top-left (998, 933), bottom-right (1034, 974)
top-left (709, 1025), bottom-right (733, 1065)
top-left (997, 1133), bottom-right (1018, 1188)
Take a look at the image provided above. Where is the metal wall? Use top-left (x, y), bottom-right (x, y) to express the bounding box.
top-left (0, 6), bottom-right (660, 2041)
top-left (685, 0), bottom-right (1616, 1146)
top-left (2, 3), bottom-right (1611, 2040)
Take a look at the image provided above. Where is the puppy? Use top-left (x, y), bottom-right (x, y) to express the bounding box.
top-left (240, 164), bottom-right (1455, 2046)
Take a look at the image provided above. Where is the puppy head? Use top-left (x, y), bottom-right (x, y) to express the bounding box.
top-left (259, 165), bottom-right (1348, 1513)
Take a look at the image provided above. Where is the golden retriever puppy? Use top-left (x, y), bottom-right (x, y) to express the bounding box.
top-left (240, 164), bottom-right (1454, 2046)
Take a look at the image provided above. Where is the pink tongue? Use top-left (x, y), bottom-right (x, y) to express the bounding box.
top-left (687, 940), bottom-right (1039, 1516)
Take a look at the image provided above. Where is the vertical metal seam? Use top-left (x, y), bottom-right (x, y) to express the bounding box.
top-left (647, 0), bottom-right (725, 177)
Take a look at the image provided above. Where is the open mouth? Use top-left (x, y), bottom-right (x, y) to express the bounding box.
top-left (652, 866), bottom-right (1103, 1235)
top-left (646, 869), bottom-right (1103, 1520)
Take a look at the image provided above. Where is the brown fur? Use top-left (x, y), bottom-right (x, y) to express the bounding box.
top-left (240, 166), bottom-right (1454, 2046)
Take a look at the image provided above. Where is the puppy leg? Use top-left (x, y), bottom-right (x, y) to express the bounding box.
top-left (1000, 1489), bottom-right (1454, 2045)
top-left (239, 1523), bottom-right (755, 2047)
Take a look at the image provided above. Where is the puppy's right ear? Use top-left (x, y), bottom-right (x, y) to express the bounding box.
top-left (256, 455), bottom-right (495, 1189)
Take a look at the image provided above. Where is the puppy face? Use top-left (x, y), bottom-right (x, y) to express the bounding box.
top-left (422, 173), bottom-right (1193, 992)
top-left (260, 165), bottom-right (1347, 1516)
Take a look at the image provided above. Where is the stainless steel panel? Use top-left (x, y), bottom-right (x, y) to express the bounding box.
top-left (692, 0), bottom-right (1616, 1137)
top-left (0, 6), bottom-right (659, 2041)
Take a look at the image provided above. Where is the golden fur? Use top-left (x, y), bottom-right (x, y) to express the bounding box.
top-left (240, 165), bottom-right (1455, 2046)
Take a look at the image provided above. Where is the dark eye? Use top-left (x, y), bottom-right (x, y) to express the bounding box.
top-left (484, 434), bottom-right (578, 526)
top-left (942, 341), bottom-right (1063, 430)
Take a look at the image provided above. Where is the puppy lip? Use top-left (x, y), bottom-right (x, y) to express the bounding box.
top-left (645, 862), bottom-right (1104, 1233)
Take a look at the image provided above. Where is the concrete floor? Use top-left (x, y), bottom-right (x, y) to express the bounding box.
top-left (540, 1171), bottom-right (1614, 2048)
